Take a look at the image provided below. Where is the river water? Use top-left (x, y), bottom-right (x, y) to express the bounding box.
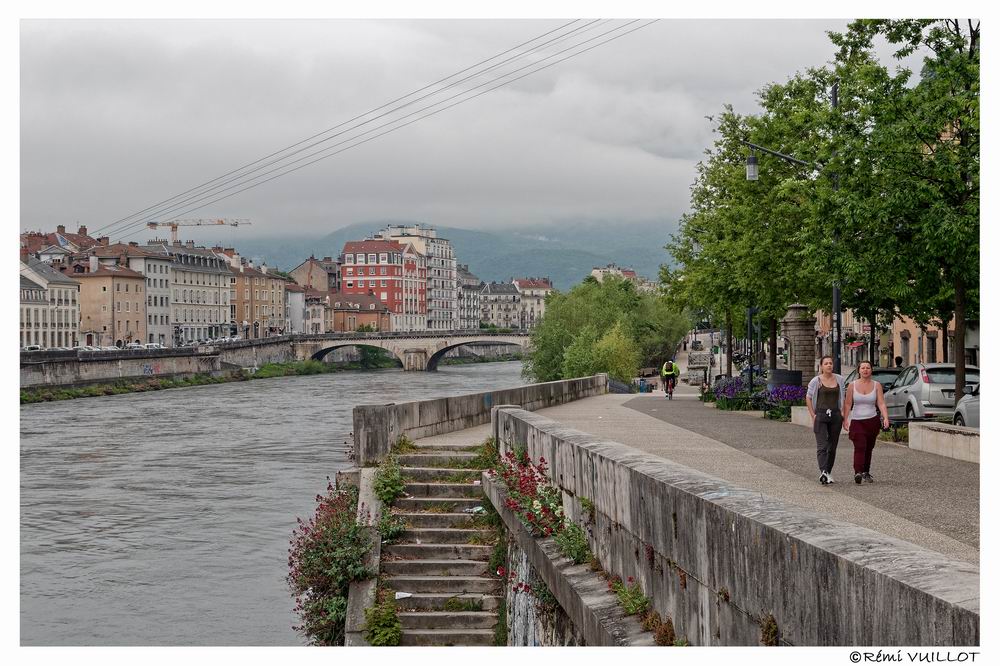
top-left (20, 361), bottom-right (525, 645)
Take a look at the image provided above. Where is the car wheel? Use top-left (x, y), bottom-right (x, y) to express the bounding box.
top-left (906, 404), bottom-right (915, 420)
top-left (954, 413), bottom-right (965, 427)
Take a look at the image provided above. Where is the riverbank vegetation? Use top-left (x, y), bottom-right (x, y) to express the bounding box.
top-left (287, 481), bottom-right (373, 645)
top-left (521, 276), bottom-right (687, 384)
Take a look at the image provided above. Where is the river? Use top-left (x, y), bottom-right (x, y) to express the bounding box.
top-left (19, 361), bottom-right (525, 645)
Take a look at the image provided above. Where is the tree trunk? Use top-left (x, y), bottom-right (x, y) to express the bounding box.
top-left (953, 279), bottom-right (966, 405)
top-left (869, 310), bottom-right (878, 365)
top-left (725, 310), bottom-right (733, 377)
top-left (769, 317), bottom-right (778, 370)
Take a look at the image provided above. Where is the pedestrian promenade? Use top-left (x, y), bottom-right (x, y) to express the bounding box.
top-left (416, 386), bottom-right (978, 564)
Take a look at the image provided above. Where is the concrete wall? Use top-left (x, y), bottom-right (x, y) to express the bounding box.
top-left (21, 353), bottom-right (222, 388)
top-left (352, 374), bottom-right (608, 466)
top-left (490, 406), bottom-right (979, 646)
top-left (791, 406), bottom-right (812, 427)
top-left (485, 475), bottom-right (653, 646)
top-left (344, 468), bottom-right (382, 646)
top-left (909, 423), bottom-right (980, 463)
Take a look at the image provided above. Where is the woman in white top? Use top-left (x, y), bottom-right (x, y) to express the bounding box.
top-left (841, 360), bottom-right (890, 484)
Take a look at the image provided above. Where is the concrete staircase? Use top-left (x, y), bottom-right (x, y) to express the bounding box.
top-left (382, 447), bottom-right (500, 646)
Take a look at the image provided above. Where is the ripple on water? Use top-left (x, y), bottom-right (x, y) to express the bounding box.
top-left (20, 361), bottom-right (526, 645)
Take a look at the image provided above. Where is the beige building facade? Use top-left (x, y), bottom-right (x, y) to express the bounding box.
top-left (19, 258), bottom-right (80, 348)
top-left (73, 264), bottom-right (147, 347)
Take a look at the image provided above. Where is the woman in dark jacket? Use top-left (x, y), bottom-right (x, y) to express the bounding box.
top-left (805, 355), bottom-right (846, 485)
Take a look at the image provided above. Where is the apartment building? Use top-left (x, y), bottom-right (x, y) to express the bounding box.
top-left (289, 255), bottom-right (341, 293)
top-left (375, 224), bottom-right (455, 331)
top-left (480, 281), bottom-right (521, 329)
top-left (19, 258), bottom-right (80, 348)
top-left (73, 262), bottom-right (148, 347)
top-left (227, 262), bottom-right (288, 339)
top-left (328, 292), bottom-right (393, 332)
top-left (340, 239), bottom-right (426, 332)
top-left (457, 264), bottom-right (483, 330)
top-left (304, 290), bottom-right (328, 334)
top-left (285, 283), bottom-right (306, 334)
top-left (90, 243), bottom-right (173, 346)
top-left (513, 277), bottom-right (553, 329)
top-left (142, 240), bottom-right (230, 344)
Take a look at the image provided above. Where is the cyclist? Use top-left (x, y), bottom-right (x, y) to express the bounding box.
top-left (660, 358), bottom-right (680, 400)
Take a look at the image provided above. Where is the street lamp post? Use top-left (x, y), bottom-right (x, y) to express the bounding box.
top-left (741, 82), bottom-right (842, 373)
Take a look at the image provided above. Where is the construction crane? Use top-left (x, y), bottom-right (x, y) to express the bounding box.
top-left (146, 218), bottom-right (251, 243)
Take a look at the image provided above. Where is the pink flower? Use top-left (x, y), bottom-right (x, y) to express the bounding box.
top-left (497, 566), bottom-right (506, 576)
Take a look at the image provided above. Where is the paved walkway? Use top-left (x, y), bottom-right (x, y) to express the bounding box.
top-left (417, 388), bottom-right (979, 564)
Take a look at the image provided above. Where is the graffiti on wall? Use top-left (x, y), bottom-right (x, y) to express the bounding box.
top-left (142, 363), bottom-right (162, 376)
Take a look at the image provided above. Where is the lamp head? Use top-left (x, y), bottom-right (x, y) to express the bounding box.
top-left (746, 153), bottom-right (759, 181)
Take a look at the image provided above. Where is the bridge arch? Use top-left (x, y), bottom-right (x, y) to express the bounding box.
top-left (425, 338), bottom-right (527, 371)
top-left (309, 341), bottom-right (405, 367)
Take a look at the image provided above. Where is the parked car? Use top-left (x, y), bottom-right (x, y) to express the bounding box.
top-left (125, 342), bottom-right (143, 349)
top-left (144, 343), bottom-right (164, 350)
top-left (884, 363), bottom-right (980, 421)
top-left (953, 384), bottom-right (980, 428)
top-left (22, 345), bottom-right (42, 352)
top-left (843, 366), bottom-right (903, 392)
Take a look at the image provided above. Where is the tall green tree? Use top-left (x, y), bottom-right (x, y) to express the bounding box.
top-left (828, 19), bottom-right (979, 400)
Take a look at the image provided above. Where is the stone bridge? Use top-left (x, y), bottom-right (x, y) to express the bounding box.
top-left (290, 331), bottom-right (530, 371)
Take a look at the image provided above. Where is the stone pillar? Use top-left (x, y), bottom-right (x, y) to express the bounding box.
top-left (781, 304), bottom-right (817, 387)
top-left (402, 349), bottom-right (428, 371)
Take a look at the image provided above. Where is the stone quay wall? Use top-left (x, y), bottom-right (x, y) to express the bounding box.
top-left (490, 406), bottom-right (979, 646)
top-left (352, 374), bottom-right (608, 466)
top-left (21, 352), bottom-right (224, 389)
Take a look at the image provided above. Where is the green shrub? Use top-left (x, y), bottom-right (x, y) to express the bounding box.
top-left (363, 594), bottom-right (402, 646)
top-left (554, 521), bottom-right (591, 564)
top-left (494, 597), bottom-right (508, 646)
top-left (611, 576), bottom-right (650, 616)
top-left (377, 510), bottom-right (405, 543)
top-left (469, 437), bottom-right (500, 469)
top-left (392, 435), bottom-right (417, 454)
top-left (373, 455), bottom-right (405, 506)
top-left (288, 483), bottom-right (372, 645)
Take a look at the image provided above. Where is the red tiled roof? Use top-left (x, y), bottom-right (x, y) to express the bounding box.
top-left (285, 283), bottom-right (306, 293)
top-left (342, 240), bottom-right (404, 255)
top-left (332, 291), bottom-right (390, 312)
top-left (514, 278), bottom-right (553, 289)
top-left (90, 243), bottom-right (168, 259)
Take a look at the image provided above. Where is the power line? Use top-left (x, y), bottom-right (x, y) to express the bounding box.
top-left (92, 19), bottom-right (592, 237)
top-left (117, 19), bottom-right (660, 242)
top-left (113, 19), bottom-right (634, 236)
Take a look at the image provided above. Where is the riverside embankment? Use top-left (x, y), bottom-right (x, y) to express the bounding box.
top-left (19, 361), bottom-right (527, 645)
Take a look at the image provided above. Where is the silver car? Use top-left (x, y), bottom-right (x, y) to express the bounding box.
top-left (884, 363), bottom-right (980, 421)
top-left (953, 384), bottom-right (980, 428)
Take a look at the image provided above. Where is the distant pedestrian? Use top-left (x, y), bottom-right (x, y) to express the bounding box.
top-left (894, 356), bottom-right (904, 368)
top-left (806, 355), bottom-right (846, 485)
top-left (841, 361), bottom-right (890, 484)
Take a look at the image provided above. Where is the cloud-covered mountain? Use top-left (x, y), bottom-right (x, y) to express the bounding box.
top-left (235, 219), bottom-right (676, 290)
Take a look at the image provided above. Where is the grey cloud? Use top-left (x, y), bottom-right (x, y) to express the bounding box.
top-left (22, 18), bottom-right (903, 242)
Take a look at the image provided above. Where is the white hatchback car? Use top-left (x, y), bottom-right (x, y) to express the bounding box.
top-left (953, 384), bottom-right (980, 428)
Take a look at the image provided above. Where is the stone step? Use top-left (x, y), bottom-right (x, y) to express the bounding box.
top-left (394, 497), bottom-right (482, 513)
top-left (404, 482), bottom-right (483, 498)
top-left (382, 559), bottom-right (488, 577)
top-left (384, 543), bottom-right (492, 561)
top-left (399, 512), bottom-right (475, 529)
top-left (400, 629), bottom-right (495, 646)
top-left (413, 441), bottom-right (481, 452)
top-left (398, 453), bottom-right (478, 467)
top-left (394, 593), bottom-right (501, 612)
top-left (384, 575), bottom-right (499, 594)
top-left (402, 467), bottom-right (484, 482)
top-left (399, 611), bottom-right (498, 631)
top-left (401, 527), bottom-right (493, 544)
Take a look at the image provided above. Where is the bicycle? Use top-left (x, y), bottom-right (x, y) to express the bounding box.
top-left (663, 375), bottom-right (676, 400)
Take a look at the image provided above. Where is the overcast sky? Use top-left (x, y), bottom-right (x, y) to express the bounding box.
top-left (20, 18), bottom-right (918, 242)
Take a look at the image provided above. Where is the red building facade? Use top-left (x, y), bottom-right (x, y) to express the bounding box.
top-left (340, 240), bottom-right (427, 331)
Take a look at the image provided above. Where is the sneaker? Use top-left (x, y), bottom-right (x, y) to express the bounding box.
top-left (825, 473), bottom-right (835, 484)
top-left (819, 472), bottom-right (829, 485)
top-left (854, 473), bottom-right (863, 485)
top-left (862, 473), bottom-right (874, 484)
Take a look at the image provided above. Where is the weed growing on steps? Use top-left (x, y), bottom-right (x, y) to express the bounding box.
top-left (373, 455), bottom-right (405, 506)
top-left (493, 597), bottom-right (508, 646)
top-left (554, 521), bottom-right (591, 564)
top-left (363, 589), bottom-right (402, 646)
top-left (443, 596), bottom-right (483, 612)
top-left (377, 510), bottom-right (405, 543)
top-left (392, 435), bottom-right (418, 454)
top-left (425, 502), bottom-right (457, 513)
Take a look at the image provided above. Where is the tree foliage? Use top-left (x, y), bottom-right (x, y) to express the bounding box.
top-left (664, 18), bottom-right (979, 400)
top-left (522, 277), bottom-right (686, 383)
